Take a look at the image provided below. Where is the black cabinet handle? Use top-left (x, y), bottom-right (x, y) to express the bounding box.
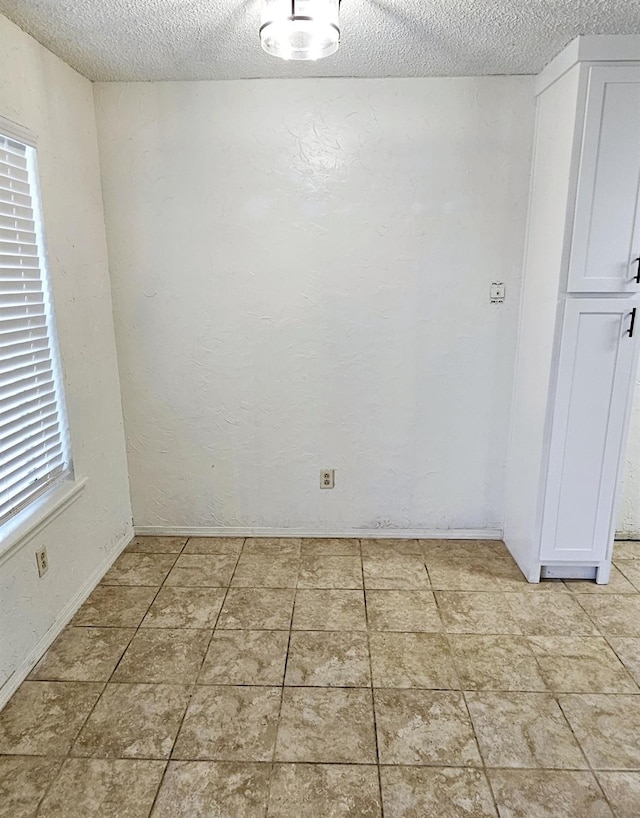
top-left (634, 257), bottom-right (640, 284)
top-left (627, 308), bottom-right (637, 338)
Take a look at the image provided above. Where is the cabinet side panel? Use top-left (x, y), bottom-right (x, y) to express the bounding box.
top-left (504, 68), bottom-right (581, 577)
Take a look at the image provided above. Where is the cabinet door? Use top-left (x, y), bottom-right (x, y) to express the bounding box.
top-left (567, 67), bottom-right (640, 293)
top-left (540, 298), bottom-right (640, 563)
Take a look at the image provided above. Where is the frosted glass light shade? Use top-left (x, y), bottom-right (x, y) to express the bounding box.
top-left (260, 0), bottom-right (340, 60)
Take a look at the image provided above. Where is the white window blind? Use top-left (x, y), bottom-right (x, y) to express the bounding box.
top-left (0, 130), bottom-right (71, 526)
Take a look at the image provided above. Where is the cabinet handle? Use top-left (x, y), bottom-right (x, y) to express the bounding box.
top-left (634, 257), bottom-right (640, 284)
top-left (627, 308), bottom-right (637, 338)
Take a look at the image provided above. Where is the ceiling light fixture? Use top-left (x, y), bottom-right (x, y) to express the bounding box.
top-left (260, 0), bottom-right (340, 61)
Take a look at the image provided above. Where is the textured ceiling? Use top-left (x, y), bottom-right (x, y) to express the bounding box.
top-left (1, 0), bottom-right (639, 81)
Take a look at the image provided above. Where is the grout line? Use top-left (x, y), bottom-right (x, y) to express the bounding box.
top-left (360, 539), bottom-right (385, 818)
top-left (147, 536), bottom-right (246, 816)
top-left (12, 536), bottom-right (640, 817)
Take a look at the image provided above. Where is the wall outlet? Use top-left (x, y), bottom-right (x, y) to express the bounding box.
top-left (490, 282), bottom-right (506, 303)
top-left (320, 469), bottom-right (335, 489)
top-left (35, 546), bottom-right (49, 578)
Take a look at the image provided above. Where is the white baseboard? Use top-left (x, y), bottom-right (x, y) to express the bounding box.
top-left (0, 525), bottom-right (134, 712)
top-left (133, 525), bottom-right (504, 540)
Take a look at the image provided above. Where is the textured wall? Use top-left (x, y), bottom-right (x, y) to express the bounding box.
top-left (96, 77), bottom-right (534, 533)
top-left (0, 17), bottom-right (132, 696)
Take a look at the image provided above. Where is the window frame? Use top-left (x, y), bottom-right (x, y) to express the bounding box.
top-left (0, 114), bottom-right (77, 554)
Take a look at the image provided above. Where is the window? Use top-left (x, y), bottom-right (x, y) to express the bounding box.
top-left (0, 125), bottom-right (72, 527)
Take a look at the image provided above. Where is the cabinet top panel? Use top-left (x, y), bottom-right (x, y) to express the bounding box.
top-left (537, 35), bottom-right (640, 96)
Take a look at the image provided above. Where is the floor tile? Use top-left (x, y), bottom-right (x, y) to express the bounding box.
top-left (243, 538), bottom-right (301, 557)
top-left (284, 631), bottom-right (370, 687)
top-left (448, 634), bottom-right (546, 691)
top-left (425, 556), bottom-right (501, 592)
top-left (507, 593), bottom-right (599, 635)
top-left (276, 687), bottom-right (376, 763)
top-left (164, 554), bottom-right (237, 587)
top-left (615, 541), bottom-right (640, 560)
top-left (199, 630), bottom-right (289, 685)
top-left (615, 560), bottom-right (640, 591)
top-left (218, 588), bottom-right (295, 629)
top-left (608, 637), bottom-right (640, 685)
top-left (301, 538), bottom-right (360, 556)
top-left (366, 590), bottom-right (442, 632)
top-left (361, 539), bottom-right (422, 556)
top-left (100, 553), bottom-right (176, 586)
top-left (465, 691), bottom-right (586, 769)
top-left (374, 689), bottom-right (480, 766)
top-left (71, 684), bottom-right (190, 759)
top-left (111, 628), bottom-right (211, 684)
top-left (268, 763), bottom-right (382, 817)
top-left (489, 769), bottom-right (613, 818)
top-left (126, 536), bottom-right (186, 554)
top-left (380, 766), bottom-right (497, 818)
top-left (28, 627), bottom-right (134, 682)
top-left (369, 632), bottom-right (457, 689)
top-left (559, 694), bottom-right (640, 769)
top-left (421, 540), bottom-right (509, 561)
top-left (141, 587), bottom-right (226, 628)
top-left (231, 554), bottom-right (300, 588)
top-left (0, 681), bottom-right (102, 755)
top-left (151, 761), bottom-right (270, 817)
top-left (298, 555), bottom-right (363, 589)
top-left (597, 771), bottom-right (640, 818)
top-left (183, 536), bottom-right (245, 555)
top-left (71, 586), bottom-right (157, 628)
top-left (564, 565), bottom-right (637, 594)
top-left (38, 758), bottom-right (165, 818)
top-left (172, 686), bottom-right (281, 761)
top-left (0, 756), bottom-right (62, 818)
top-left (293, 590), bottom-right (367, 630)
top-left (486, 556), bottom-right (555, 592)
top-left (362, 555), bottom-right (429, 590)
top-left (436, 592), bottom-right (521, 634)
top-left (528, 636), bottom-right (638, 693)
top-left (576, 595), bottom-right (640, 636)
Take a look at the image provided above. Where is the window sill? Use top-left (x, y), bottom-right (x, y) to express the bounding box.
top-left (0, 477), bottom-right (88, 568)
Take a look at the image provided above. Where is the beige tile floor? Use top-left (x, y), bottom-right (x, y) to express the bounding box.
top-left (2, 537), bottom-right (640, 816)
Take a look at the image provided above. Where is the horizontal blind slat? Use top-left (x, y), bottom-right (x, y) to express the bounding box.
top-left (0, 254), bottom-right (40, 268)
top-left (0, 280), bottom-right (42, 294)
top-left (0, 347), bottom-right (50, 375)
top-left (0, 408), bottom-right (58, 447)
top-left (1, 431), bottom-right (62, 483)
top-left (0, 227), bottom-right (37, 244)
top-left (0, 215), bottom-right (35, 233)
top-left (0, 395), bottom-right (56, 430)
top-left (0, 306), bottom-right (47, 322)
top-left (0, 378), bottom-right (56, 416)
top-left (1, 368), bottom-right (53, 401)
top-left (0, 464), bottom-right (67, 525)
top-left (1, 422), bottom-right (59, 469)
top-left (0, 357), bottom-right (51, 388)
top-left (0, 451), bottom-right (65, 506)
top-left (0, 315), bottom-right (46, 335)
top-left (0, 240), bottom-right (37, 256)
top-left (0, 202), bottom-right (34, 221)
top-left (0, 336), bottom-right (49, 360)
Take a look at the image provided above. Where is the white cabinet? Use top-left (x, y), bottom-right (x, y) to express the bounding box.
top-left (540, 299), bottom-right (640, 563)
top-left (568, 67), bottom-right (640, 294)
top-left (504, 39), bottom-right (640, 584)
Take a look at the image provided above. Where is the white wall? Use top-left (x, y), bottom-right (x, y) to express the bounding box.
top-left (95, 77), bottom-right (534, 534)
top-left (618, 363), bottom-right (640, 538)
top-left (0, 17), bottom-right (132, 701)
